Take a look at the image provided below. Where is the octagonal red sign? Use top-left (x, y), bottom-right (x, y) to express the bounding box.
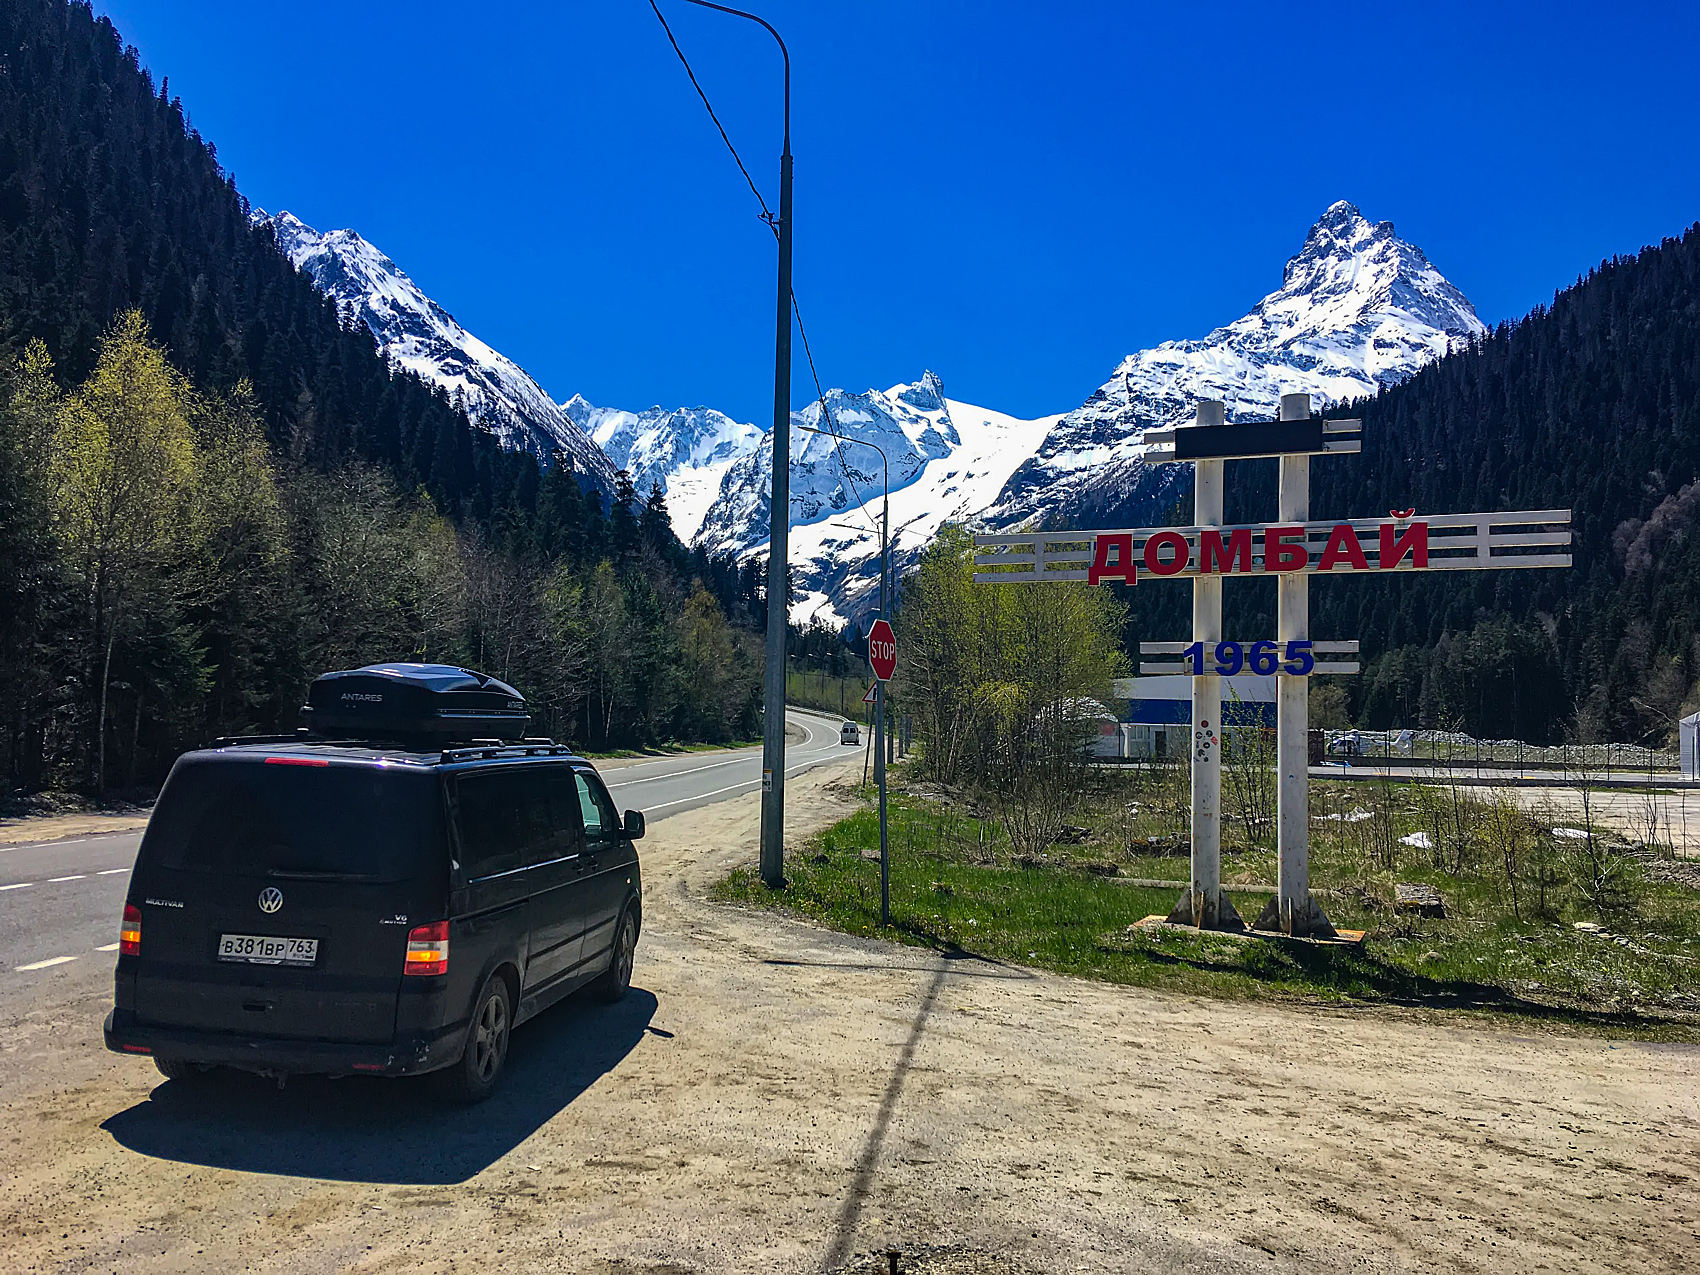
top-left (867, 618), bottom-right (897, 681)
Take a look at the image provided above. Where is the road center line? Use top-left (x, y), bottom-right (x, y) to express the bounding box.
top-left (604, 754), bottom-right (751, 788)
top-left (95, 943), bottom-right (120, 952)
top-left (15, 955), bottom-right (77, 971)
top-left (0, 882), bottom-right (32, 891)
top-left (48, 874), bottom-right (86, 882)
top-left (97, 868), bottom-right (129, 875)
top-left (642, 753), bottom-right (845, 812)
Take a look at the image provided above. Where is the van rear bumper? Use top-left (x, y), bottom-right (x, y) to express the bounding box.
top-left (103, 1009), bottom-right (463, 1077)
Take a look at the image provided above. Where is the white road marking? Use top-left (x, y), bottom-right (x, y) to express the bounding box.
top-left (604, 755), bottom-right (750, 788)
top-left (15, 955), bottom-right (77, 971)
top-left (97, 868), bottom-right (129, 875)
top-left (641, 753), bottom-right (845, 812)
top-left (48, 874), bottom-right (86, 882)
top-left (0, 882), bottom-right (31, 891)
top-left (95, 943), bottom-right (120, 952)
top-left (0, 832), bottom-right (136, 853)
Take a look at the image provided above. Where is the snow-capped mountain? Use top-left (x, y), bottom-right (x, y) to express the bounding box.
top-left (670, 201), bottom-right (1480, 623)
top-left (563, 398), bottom-right (762, 543)
top-left (255, 198), bottom-right (1480, 629)
top-left (696, 371), bottom-right (957, 559)
top-left (255, 211), bottom-right (616, 489)
top-left (693, 373), bottom-right (1060, 625)
top-left (984, 200), bottom-right (1485, 527)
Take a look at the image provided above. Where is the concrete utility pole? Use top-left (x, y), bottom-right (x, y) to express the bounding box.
top-left (678, 1), bottom-right (793, 888)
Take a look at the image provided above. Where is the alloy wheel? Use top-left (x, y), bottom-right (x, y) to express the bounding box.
top-left (472, 991), bottom-right (508, 1081)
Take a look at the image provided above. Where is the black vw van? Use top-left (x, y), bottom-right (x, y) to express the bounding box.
top-left (104, 664), bottom-right (645, 1103)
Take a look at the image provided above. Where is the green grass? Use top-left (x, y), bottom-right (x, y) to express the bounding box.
top-left (713, 780), bottom-right (1700, 1040)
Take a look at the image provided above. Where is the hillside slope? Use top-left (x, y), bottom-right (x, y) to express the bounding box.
top-left (259, 211), bottom-right (616, 488)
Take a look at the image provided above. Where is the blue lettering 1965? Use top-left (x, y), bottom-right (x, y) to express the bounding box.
top-left (1181, 640), bottom-right (1314, 676)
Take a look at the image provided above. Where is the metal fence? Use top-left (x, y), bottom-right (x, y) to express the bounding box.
top-left (1324, 729), bottom-right (1680, 778)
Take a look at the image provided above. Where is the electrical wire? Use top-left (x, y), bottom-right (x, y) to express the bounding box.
top-left (647, 0), bottom-right (776, 233)
top-left (647, 0), bottom-right (878, 536)
top-left (793, 291), bottom-right (877, 530)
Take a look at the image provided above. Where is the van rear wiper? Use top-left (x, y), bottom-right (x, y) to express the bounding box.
top-left (264, 868), bottom-right (385, 882)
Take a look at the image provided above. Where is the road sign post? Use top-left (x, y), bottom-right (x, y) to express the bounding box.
top-left (972, 395), bottom-right (1571, 938)
top-left (867, 618), bottom-right (896, 926)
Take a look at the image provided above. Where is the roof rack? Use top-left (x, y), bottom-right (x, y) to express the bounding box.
top-left (438, 739), bottom-right (580, 764)
top-left (209, 729), bottom-right (312, 748)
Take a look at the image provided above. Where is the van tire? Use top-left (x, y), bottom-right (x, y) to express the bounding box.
top-left (154, 1056), bottom-right (206, 1082)
top-left (592, 908), bottom-right (637, 1003)
top-left (436, 973), bottom-right (513, 1104)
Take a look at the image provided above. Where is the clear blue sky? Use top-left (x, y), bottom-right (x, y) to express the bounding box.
top-left (98, 0), bottom-right (1700, 424)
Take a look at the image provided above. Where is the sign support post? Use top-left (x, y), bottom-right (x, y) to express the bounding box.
top-left (1260, 394), bottom-right (1333, 935)
top-left (867, 617), bottom-right (898, 926)
top-left (971, 395), bottom-right (1571, 943)
top-left (1166, 401), bottom-right (1242, 929)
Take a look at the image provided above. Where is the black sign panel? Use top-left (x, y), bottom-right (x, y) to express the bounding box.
top-left (1173, 419), bottom-right (1327, 461)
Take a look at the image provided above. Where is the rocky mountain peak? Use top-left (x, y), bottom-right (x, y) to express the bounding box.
top-left (982, 200), bottom-right (1485, 530)
top-left (254, 210), bottom-right (615, 488)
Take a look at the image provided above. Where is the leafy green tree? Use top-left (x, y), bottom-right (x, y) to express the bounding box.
top-left (49, 311), bottom-right (201, 790)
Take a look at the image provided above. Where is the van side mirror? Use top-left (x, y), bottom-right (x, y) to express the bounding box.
top-left (623, 809), bottom-right (645, 840)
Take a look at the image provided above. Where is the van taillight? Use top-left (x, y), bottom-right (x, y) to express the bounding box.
top-left (119, 903), bottom-right (142, 956)
top-left (404, 921), bottom-right (449, 976)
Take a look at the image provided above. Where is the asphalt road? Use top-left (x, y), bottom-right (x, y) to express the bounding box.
top-left (0, 708), bottom-right (855, 1019)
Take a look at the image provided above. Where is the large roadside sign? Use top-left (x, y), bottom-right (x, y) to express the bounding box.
top-left (867, 618), bottom-right (897, 681)
top-left (970, 393), bottom-right (1572, 941)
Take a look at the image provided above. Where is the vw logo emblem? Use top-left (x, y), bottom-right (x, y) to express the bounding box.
top-left (257, 887), bottom-right (284, 914)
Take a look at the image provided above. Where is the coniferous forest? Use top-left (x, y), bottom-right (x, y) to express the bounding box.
top-left (0, 0), bottom-right (767, 792)
top-left (1109, 222), bottom-right (1700, 747)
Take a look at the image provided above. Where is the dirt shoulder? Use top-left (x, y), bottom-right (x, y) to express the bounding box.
top-left (0, 806), bottom-right (151, 845)
top-left (0, 759), bottom-right (1695, 1274)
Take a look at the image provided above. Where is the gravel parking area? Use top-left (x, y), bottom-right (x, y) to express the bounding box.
top-left (0, 759), bottom-right (1694, 1274)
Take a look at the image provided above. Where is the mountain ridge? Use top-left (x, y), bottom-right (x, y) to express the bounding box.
top-left (256, 200), bottom-right (1485, 626)
top-left (255, 211), bottom-right (618, 491)
top-left (982, 200), bottom-right (1487, 529)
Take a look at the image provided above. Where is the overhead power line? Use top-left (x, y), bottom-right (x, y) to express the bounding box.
top-left (645, 0), bottom-right (878, 536)
top-left (646, 0), bottom-right (775, 232)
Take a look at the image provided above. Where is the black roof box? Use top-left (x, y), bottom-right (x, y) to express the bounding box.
top-left (304, 664), bottom-right (530, 742)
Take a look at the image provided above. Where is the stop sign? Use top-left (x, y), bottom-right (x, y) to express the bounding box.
top-left (867, 618), bottom-right (897, 681)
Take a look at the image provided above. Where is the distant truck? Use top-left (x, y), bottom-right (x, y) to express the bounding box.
top-left (840, 720), bottom-right (860, 745)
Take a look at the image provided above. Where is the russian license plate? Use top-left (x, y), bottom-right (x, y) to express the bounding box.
top-left (217, 933), bottom-right (319, 966)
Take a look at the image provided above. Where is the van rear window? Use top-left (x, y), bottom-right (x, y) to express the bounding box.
top-left (142, 757), bottom-right (444, 881)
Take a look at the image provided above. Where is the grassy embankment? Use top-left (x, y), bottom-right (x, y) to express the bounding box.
top-left (715, 767), bottom-right (1700, 1039)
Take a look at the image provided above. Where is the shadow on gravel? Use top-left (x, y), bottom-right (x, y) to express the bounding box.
top-left (764, 946), bottom-right (1039, 982)
top-left (100, 988), bottom-right (657, 1184)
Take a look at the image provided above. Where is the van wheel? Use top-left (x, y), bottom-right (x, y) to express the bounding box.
top-left (154, 1056), bottom-right (206, 1082)
top-left (593, 908), bottom-right (637, 1003)
top-left (437, 974), bottom-right (512, 1104)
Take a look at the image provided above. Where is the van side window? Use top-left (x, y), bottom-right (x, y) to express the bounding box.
top-left (574, 771), bottom-right (619, 844)
top-left (546, 769), bottom-right (587, 857)
top-left (456, 769), bottom-right (553, 878)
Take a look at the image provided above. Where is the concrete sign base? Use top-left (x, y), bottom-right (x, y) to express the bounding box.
top-left (1165, 883), bottom-right (1246, 931)
top-left (1252, 892), bottom-right (1337, 939)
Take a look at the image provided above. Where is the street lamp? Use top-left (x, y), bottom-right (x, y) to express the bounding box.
top-left (678, 0), bottom-right (792, 889)
top-left (798, 423), bottom-right (893, 923)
